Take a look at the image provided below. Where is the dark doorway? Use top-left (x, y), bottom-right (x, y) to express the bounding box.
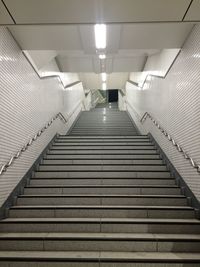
top-left (108, 89), bottom-right (118, 102)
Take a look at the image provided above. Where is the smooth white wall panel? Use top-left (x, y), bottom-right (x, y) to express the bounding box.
top-left (0, 27), bottom-right (84, 206)
top-left (126, 24), bottom-right (200, 200)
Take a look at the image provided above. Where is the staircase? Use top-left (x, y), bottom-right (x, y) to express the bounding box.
top-left (0, 104), bottom-right (200, 266)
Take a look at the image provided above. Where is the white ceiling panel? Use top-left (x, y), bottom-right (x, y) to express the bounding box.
top-left (58, 57), bottom-right (94, 72)
top-left (79, 72), bottom-right (129, 90)
top-left (79, 25), bottom-right (96, 54)
top-left (120, 23), bottom-right (194, 49)
top-left (113, 56), bottom-right (146, 72)
top-left (92, 58), bottom-right (101, 74)
top-left (106, 25), bottom-right (122, 54)
top-left (0, 1), bottom-right (14, 24)
top-left (184, 0), bottom-right (200, 21)
top-left (105, 58), bottom-right (113, 74)
top-left (79, 73), bottom-right (101, 90)
top-left (107, 73), bottom-right (129, 89)
top-left (3, 0), bottom-right (191, 24)
top-left (101, 0), bottom-right (190, 23)
top-left (24, 50), bottom-right (57, 69)
top-left (8, 26), bottom-right (82, 50)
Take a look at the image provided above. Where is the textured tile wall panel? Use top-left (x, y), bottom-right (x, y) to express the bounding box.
top-left (0, 27), bottom-right (83, 206)
top-left (126, 24), bottom-right (200, 201)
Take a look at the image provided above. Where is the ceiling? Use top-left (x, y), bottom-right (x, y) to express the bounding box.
top-left (9, 23), bottom-right (193, 73)
top-left (1, 0), bottom-right (200, 24)
top-left (1, 0), bottom-right (199, 90)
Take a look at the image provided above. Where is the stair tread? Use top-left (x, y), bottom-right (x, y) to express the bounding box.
top-left (25, 185), bottom-right (179, 188)
top-left (0, 251), bottom-right (200, 262)
top-left (2, 218), bottom-right (199, 223)
top-left (0, 232), bottom-right (200, 240)
top-left (10, 205), bottom-right (193, 209)
top-left (19, 194), bottom-right (185, 198)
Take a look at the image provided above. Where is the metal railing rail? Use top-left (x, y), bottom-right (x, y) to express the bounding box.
top-left (0, 101), bottom-right (83, 175)
top-left (126, 100), bottom-right (200, 173)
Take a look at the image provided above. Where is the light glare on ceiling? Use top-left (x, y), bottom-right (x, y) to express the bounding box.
top-left (94, 24), bottom-right (107, 49)
top-left (102, 82), bottom-right (107, 90)
top-left (101, 73), bottom-right (107, 82)
top-left (99, 54), bottom-right (106, 59)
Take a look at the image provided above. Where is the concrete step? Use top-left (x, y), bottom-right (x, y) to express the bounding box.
top-left (45, 154), bottom-right (161, 159)
top-left (16, 195), bottom-right (187, 206)
top-left (42, 159), bottom-right (164, 165)
top-left (1, 218), bottom-right (200, 233)
top-left (38, 165), bottom-right (167, 172)
top-left (9, 205), bottom-right (195, 219)
top-left (0, 233), bottom-right (200, 252)
top-left (30, 177), bottom-right (175, 186)
top-left (0, 251), bottom-right (200, 267)
top-left (33, 171), bottom-right (171, 178)
top-left (53, 142), bottom-right (153, 146)
top-left (49, 145), bottom-right (155, 150)
top-left (58, 135), bottom-right (148, 139)
top-left (54, 139), bottom-right (151, 144)
top-left (48, 149), bottom-right (158, 155)
top-left (23, 185), bottom-right (181, 195)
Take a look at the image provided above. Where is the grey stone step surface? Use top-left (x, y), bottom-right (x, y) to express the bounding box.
top-left (45, 154), bottom-right (161, 159)
top-left (16, 194), bottom-right (187, 206)
top-left (33, 171), bottom-right (171, 178)
top-left (42, 159), bottom-right (164, 165)
top-left (1, 218), bottom-right (200, 234)
top-left (1, 106), bottom-right (200, 265)
top-left (38, 165), bottom-right (167, 171)
top-left (29, 177), bottom-right (176, 186)
top-left (0, 233), bottom-right (200, 252)
top-left (23, 185), bottom-right (181, 195)
top-left (48, 149), bottom-right (158, 154)
top-left (0, 251), bottom-right (200, 266)
top-left (9, 205), bottom-right (195, 219)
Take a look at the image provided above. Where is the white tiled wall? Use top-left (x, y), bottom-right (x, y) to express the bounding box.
top-left (126, 24), bottom-right (200, 201)
top-left (0, 27), bottom-right (84, 206)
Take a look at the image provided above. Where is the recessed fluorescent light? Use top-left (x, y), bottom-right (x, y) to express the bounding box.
top-left (102, 82), bottom-right (107, 90)
top-left (99, 54), bottom-right (106, 59)
top-left (101, 73), bottom-right (107, 82)
top-left (94, 24), bottom-right (107, 49)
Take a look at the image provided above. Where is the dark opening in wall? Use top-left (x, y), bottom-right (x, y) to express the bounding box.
top-left (108, 89), bottom-right (118, 102)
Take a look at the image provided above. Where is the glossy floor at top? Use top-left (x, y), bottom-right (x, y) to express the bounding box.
top-left (69, 102), bottom-right (138, 135)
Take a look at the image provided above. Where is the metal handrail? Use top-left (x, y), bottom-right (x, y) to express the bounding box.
top-left (0, 101), bottom-right (83, 175)
top-left (141, 112), bottom-right (200, 173)
top-left (126, 101), bottom-right (200, 173)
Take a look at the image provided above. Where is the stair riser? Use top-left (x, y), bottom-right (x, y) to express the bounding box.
top-left (53, 142), bottom-right (152, 146)
top-left (58, 136), bottom-right (148, 140)
top-left (58, 136), bottom-right (148, 139)
top-left (48, 150), bottom-right (158, 155)
top-left (45, 154), bottom-right (161, 159)
top-left (38, 166), bottom-right (167, 172)
top-left (16, 197), bottom-right (187, 206)
top-left (9, 209), bottom-right (195, 219)
top-left (29, 179), bottom-right (175, 186)
top-left (23, 187), bottom-right (181, 195)
top-left (0, 239), bottom-right (199, 252)
top-left (42, 159), bottom-right (163, 165)
top-left (33, 171), bottom-right (171, 178)
top-left (0, 223), bottom-right (199, 234)
top-left (0, 262), bottom-right (198, 267)
top-left (50, 146), bottom-right (155, 150)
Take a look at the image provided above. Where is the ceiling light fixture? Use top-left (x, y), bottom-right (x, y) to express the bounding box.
top-left (94, 24), bottom-right (107, 49)
top-left (99, 54), bottom-right (106, 59)
top-left (102, 82), bottom-right (107, 90)
top-left (101, 73), bottom-right (107, 82)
